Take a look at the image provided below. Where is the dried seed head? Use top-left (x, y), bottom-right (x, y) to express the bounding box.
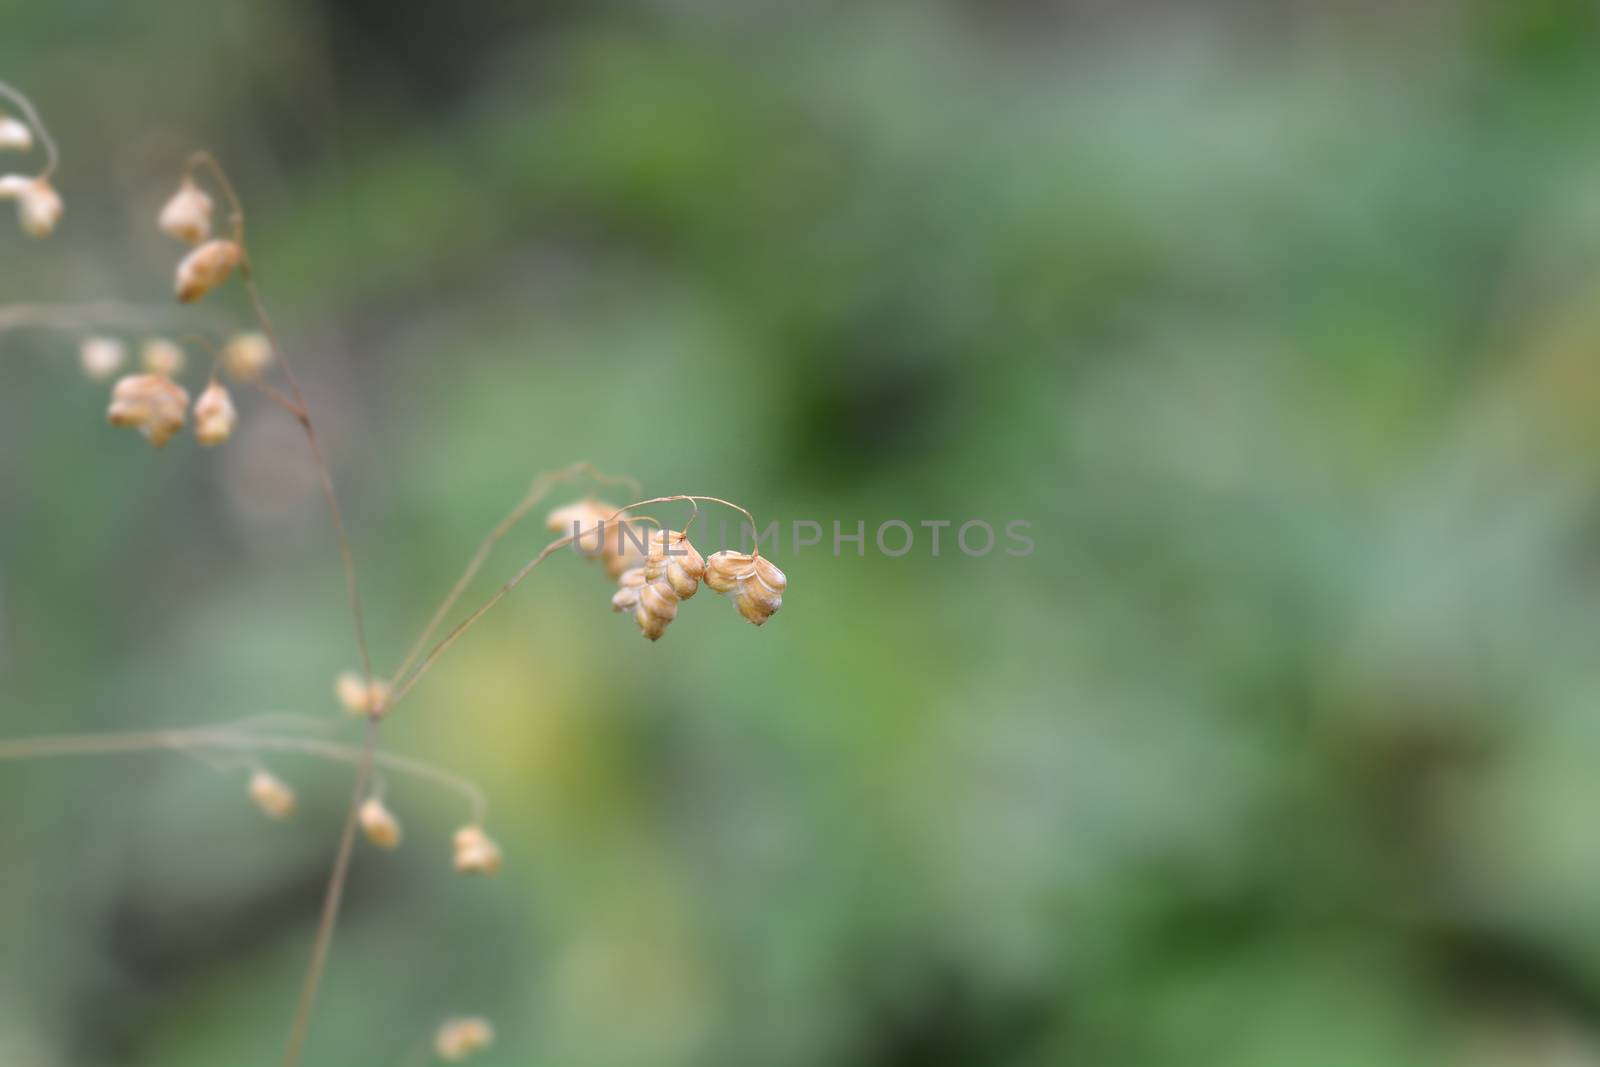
top-left (157, 177), bottom-right (213, 244)
top-left (0, 117), bottom-right (32, 152)
top-left (7, 177), bottom-right (62, 238)
top-left (452, 824), bottom-right (503, 875)
top-left (548, 499), bottom-right (650, 579)
top-left (247, 770), bottom-right (296, 819)
top-left (140, 337), bottom-right (186, 377)
top-left (704, 551), bottom-right (787, 626)
top-left (107, 373), bottom-right (189, 447)
top-left (359, 796), bottom-right (403, 850)
top-left (175, 238), bottom-right (240, 303)
top-left (222, 332), bottom-right (272, 381)
top-left (645, 528), bottom-right (706, 600)
top-left (614, 530), bottom-right (704, 641)
top-left (434, 1017), bottom-right (495, 1061)
top-left (335, 670), bottom-right (391, 716)
top-left (78, 336), bottom-right (127, 381)
top-left (193, 381), bottom-right (238, 446)
top-left (611, 566), bottom-right (647, 612)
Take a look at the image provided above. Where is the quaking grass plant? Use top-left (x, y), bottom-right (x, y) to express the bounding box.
top-left (0, 83), bottom-right (789, 1065)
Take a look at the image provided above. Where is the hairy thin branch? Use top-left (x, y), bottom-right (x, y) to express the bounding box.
top-left (180, 152), bottom-right (380, 1067)
top-left (282, 714), bottom-right (377, 1067)
top-left (0, 301), bottom-right (229, 339)
top-left (0, 723), bottom-right (486, 821)
top-left (0, 79), bottom-right (58, 179)
top-left (390, 461), bottom-right (641, 685)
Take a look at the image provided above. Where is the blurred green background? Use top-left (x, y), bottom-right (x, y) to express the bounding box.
top-left (7, 0), bottom-right (1600, 1064)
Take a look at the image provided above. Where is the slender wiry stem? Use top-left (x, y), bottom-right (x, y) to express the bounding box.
top-left (181, 152), bottom-right (379, 1067)
top-left (606, 495), bottom-right (761, 550)
top-left (238, 269), bottom-right (373, 689)
top-left (0, 301), bottom-right (230, 338)
top-left (389, 532), bottom-right (577, 707)
top-left (185, 151), bottom-right (245, 245)
top-left (0, 724), bottom-right (485, 820)
top-left (282, 713), bottom-right (378, 1067)
top-left (0, 80), bottom-right (59, 179)
top-left (389, 462), bottom-right (641, 685)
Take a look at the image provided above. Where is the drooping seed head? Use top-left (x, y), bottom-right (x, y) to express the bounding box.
top-left (107, 373), bottom-right (189, 448)
top-left (644, 528), bottom-right (706, 600)
top-left (175, 238), bottom-right (240, 303)
top-left (452, 824), bottom-right (503, 874)
top-left (140, 337), bottom-right (186, 377)
top-left (704, 551), bottom-right (787, 626)
top-left (222, 332), bottom-right (272, 381)
top-left (247, 770), bottom-right (296, 819)
top-left (335, 670), bottom-right (391, 716)
top-left (611, 567), bottom-right (647, 613)
top-left (548, 499), bottom-right (650, 579)
top-left (359, 797), bottom-right (403, 850)
top-left (157, 177), bottom-right (213, 245)
top-left (78, 336), bottom-right (127, 381)
top-left (0, 117), bottom-right (32, 152)
top-left (193, 381), bottom-right (238, 446)
top-left (434, 1017), bottom-right (495, 1061)
top-left (612, 530), bottom-right (705, 640)
top-left (6, 177), bottom-right (62, 238)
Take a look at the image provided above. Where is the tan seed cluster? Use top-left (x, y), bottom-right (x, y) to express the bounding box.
top-left (612, 529), bottom-right (705, 641)
top-left (157, 176), bottom-right (213, 245)
top-left (175, 238), bottom-right (241, 303)
top-left (0, 174), bottom-right (62, 238)
top-left (193, 381), bottom-right (238, 446)
top-left (78, 336), bottom-right (126, 381)
top-left (434, 1017), bottom-right (495, 1061)
top-left (359, 797), bottom-right (403, 850)
top-left (548, 499), bottom-right (649, 579)
top-left (704, 551), bottom-right (788, 626)
top-left (335, 670), bottom-right (392, 716)
top-left (247, 770), bottom-right (297, 820)
top-left (452, 825), bottom-right (502, 874)
top-left (107, 373), bottom-right (189, 447)
top-left (140, 338), bottom-right (186, 377)
top-left (0, 116), bottom-right (32, 152)
top-left (222, 331), bottom-right (272, 380)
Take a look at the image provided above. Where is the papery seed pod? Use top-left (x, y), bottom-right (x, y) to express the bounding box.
top-left (13, 177), bottom-right (61, 238)
top-left (359, 796), bottom-right (403, 850)
top-left (157, 177), bottom-right (213, 244)
top-left (452, 825), bottom-right (503, 874)
top-left (175, 238), bottom-right (240, 303)
top-left (611, 567), bottom-right (646, 613)
top-left (335, 670), bottom-right (391, 716)
top-left (0, 117), bottom-right (32, 152)
top-left (704, 550), bottom-right (787, 626)
top-left (247, 770), bottom-right (296, 819)
top-left (222, 332), bottom-right (272, 380)
top-left (140, 337), bottom-right (185, 377)
top-left (434, 1017), bottom-right (495, 1061)
top-left (702, 550), bottom-right (743, 594)
top-left (548, 499), bottom-right (649, 579)
top-left (616, 530), bottom-right (704, 641)
top-left (193, 381), bottom-right (237, 446)
top-left (634, 579), bottom-right (679, 641)
top-left (644, 528), bottom-right (705, 600)
top-left (107, 373), bottom-right (189, 448)
top-left (78, 336), bottom-right (126, 381)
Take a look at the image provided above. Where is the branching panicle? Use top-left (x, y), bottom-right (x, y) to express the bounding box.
top-left (0, 104), bottom-right (790, 1067)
